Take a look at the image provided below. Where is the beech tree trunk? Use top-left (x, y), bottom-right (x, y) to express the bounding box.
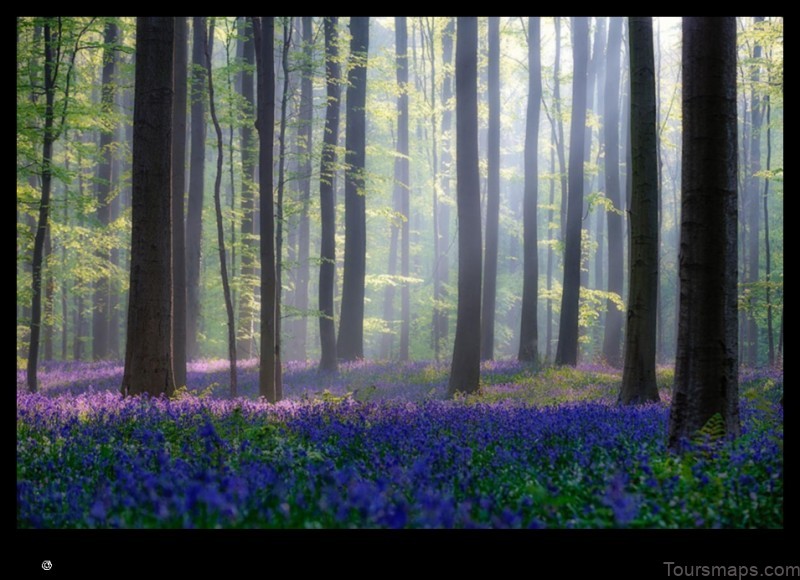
top-left (518, 17), bottom-right (541, 364)
top-left (447, 17), bottom-right (482, 397)
top-left (619, 17), bottom-right (659, 405)
top-left (337, 16), bottom-right (369, 361)
top-left (120, 16), bottom-right (176, 398)
top-left (668, 17), bottom-right (739, 450)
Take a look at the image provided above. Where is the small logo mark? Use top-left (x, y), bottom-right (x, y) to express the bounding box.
top-left (42, 561), bottom-right (52, 571)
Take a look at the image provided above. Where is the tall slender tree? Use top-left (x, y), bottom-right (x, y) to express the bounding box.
top-left (481, 16), bottom-right (500, 361)
top-left (275, 18), bottom-right (294, 395)
top-left (27, 17), bottom-right (93, 392)
top-left (518, 17), bottom-right (541, 364)
top-left (186, 17), bottom-right (207, 361)
top-left (92, 19), bottom-right (117, 361)
top-left (120, 16), bottom-right (175, 398)
top-left (447, 16), bottom-right (481, 396)
top-left (668, 17), bottom-right (739, 449)
top-left (337, 16), bottom-right (369, 361)
top-left (555, 16), bottom-right (589, 366)
top-left (318, 17), bottom-right (340, 372)
top-left (434, 17), bottom-right (455, 359)
top-left (291, 16), bottom-right (314, 361)
top-left (172, 17), bottom-right (188, 388)
top-left (253, 16), bottom-right (278, 402)
top-left (397, 16), bottom-right (410, 361)
top-left (206, 18), bottom-right (238, 397)
top-left (236, 17), bottom-right (258, 359)
top-left (746, 16), bottom-right (764, 367)
top-left (619, 17), bottom-right (659, 405)
top-left (602, 17), bottom-right (624, 367)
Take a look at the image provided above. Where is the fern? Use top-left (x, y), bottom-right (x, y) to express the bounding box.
top-left (692, 412), bottom-right (726, 448)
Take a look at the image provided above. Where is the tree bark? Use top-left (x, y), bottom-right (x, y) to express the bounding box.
top-left (447, 17), bottom-right (482, 397)
top-left (518, 17), bottom-right (541, 364)
top-left (205, 18), bottom-right (238, 397)
top-left (254, 16), bottom-right (278, 401)
top-left (92, 20), bottom-right (117, 361)
top-left (668, 17), bottom-right (739, 450)
top-left (120, 16), bottom-right (176, 398)
top-left (397, 17), bottom-right (411, 362)
top-left (602, 17), bottom-right (624, 367)
top-left (172, 17), bottom-right (188, 387)
top-left (619, 17), bottom-right (659, 405)
top-left (435, 17), bottom-right (454, 359)
top-left (555, 16), bottom-right (589, 366)
top-left (318, 17), bottom-right (340, 372)
top-left (746, 16), bottom-right (764, 367)
top-left (337, 17), bottom-right (369, 361)
top-left (481, 16), bottom-right (500, 361)
top-left (186, 17), bottom-right (207, 361)
top-left (762, 92), bottom-right (774, 365)
top-left (292, 16), bottom-right (314, 362)
top-left (235, 18), bottom-right (257, 360)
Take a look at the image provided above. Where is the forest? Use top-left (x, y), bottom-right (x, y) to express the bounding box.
top-left (17, 16), bottom-right (783, 536)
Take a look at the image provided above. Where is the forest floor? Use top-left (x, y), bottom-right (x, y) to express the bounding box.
top-left (17, 360), bottom-right (783, 528)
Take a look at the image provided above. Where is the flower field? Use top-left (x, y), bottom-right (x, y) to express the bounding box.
top-left (17, 361), bottom-right (783, 528)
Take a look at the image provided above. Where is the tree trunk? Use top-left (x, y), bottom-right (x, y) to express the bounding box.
top-left (668, 17), bottom-right (739, 450)
top-left (205, 18), bottom-right (238, 398)
top-left (337, 17), bottom-right (369, 361)
top-left (602, 18), bottom-right (624, 368)
top-left (518, 17), bottom-right (541, 364)
top-left (254, 16), bottom-right (278, 402)
top-left (292, 16), bottom-right (313, 362)
top-left (481, 16), bottom-right (500, 361)
top-left (762, 93), bottom-right (774, 366)
top-left (120, 16), bottom-right (176, 398)
top-left (553, 18), bottom-right (569, 247)
top-left (92, 20), bottom-right (117, 361)
top-left (447, 17), bottom-right (482, 397)
top-left (27, 18), bottom-right (57, 392)
top-left (555, 16), bottom-right (589, 367)
top-left (619, 17), bottom-right (659, 405)
top-left (397, 17), bottom-right (411, 362)
top-left (236, 17), bottom-right (257, 360)
top-left (318, 17), bottom-right (340, 372)
top-left (746, 16), bottom-right (764, 367)
top-left (435, 17), bottom-right (454, 359)
top-left (275, 19), bottom-right (294, 396)
top-left (172, 17), bottom-right (188, 387)
top-left (186, 17), bottom-right (207, 361)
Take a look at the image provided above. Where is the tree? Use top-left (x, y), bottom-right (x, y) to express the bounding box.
top-left (619, 17), bottom-right (659, 405)
top-left (518, 17), bottom-right (541, 364)
top-left (745, 16), bottom-right (764, 367)
top-left (481, 16), bottom-right (500, 361)
top-left (120, 16), bottom-right (175, 398)
top-left (236, 17), bottom-right (258, 359)
top-left (253, 16), bottom-right (278, 401)
top-left (186, 17), bottom-right (207, 361)
top-left (602, 17), bottom-right (624, 367)
top-left (92, 19), bottom-right (117, 361)
top-left (555, 16), bottom-right (589, 366)
top-left (172, 17), bottom-right (188, 388)
top-left (397, 16), bottom-right (411, 361)
top-left (275, 18), bottom-right (293, 394)
top-left (291, 16), bottom-right (314, 362)
top-left (668, 17), bottom-right (739, 450)
top-left (337, 16), bottom-right (369, 361)
top-left (318, 17), bottom-right (340, 372)
top-left (434, 17), bottom-right (455, 360)
top-left (27, 17), bottom-right (93, 392)
top-left (447, 16), bottom-right (481, 397)
top-left (205, 18), bottom-right (238, 397)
